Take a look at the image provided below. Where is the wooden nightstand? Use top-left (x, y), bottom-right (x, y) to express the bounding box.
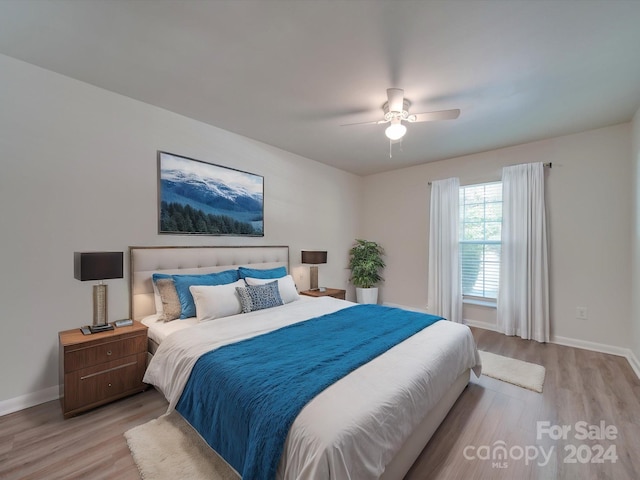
top-left (300, 288), bottom-right (346, 300)
top-left (58, 321), bottom-right (148, 418)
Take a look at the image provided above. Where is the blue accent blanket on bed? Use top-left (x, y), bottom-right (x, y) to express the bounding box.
top-left (176, 304), bottom-right (443, 480)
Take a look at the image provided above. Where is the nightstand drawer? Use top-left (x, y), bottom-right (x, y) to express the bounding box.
top-left (64, 335), bottom-right (146, 373)
top-left (63, 352), bottom-right (146, 412)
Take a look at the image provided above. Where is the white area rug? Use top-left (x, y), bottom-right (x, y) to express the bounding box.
top-left (125, 412), bottom-right (239, 480)
top-left (479, 350), bottom-right (546, 393)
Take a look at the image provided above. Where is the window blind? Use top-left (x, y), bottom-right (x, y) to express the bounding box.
top-left (459, 182), bottom-right (502, 300)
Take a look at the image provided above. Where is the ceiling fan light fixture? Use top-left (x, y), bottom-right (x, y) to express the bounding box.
top-left (385, 119), bottom-right (407, 140)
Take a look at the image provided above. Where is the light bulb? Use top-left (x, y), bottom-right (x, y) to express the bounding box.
top-left (385, 120), bottom-right (407, 140)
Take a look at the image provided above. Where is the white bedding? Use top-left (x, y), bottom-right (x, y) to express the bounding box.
top-left (141, 313), bottom-right (199, 345)
top-left (144, 297), bottom-right (481, 480)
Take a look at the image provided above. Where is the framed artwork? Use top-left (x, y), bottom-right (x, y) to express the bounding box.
top-left (157, 151), bottom-right (264, 236)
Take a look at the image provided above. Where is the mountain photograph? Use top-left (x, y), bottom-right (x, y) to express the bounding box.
top-left (158, 152), bottom-right (264, 236)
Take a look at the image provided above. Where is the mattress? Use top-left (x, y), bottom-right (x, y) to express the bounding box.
top-left (144, 297), bottom-right (481, 479)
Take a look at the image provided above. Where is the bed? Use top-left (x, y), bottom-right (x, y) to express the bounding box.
top-left (130, 245), bottom-right (481, 480)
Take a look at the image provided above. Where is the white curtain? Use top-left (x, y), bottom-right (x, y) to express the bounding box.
top-left (428, 177), bottom-right (462, 323)
top-left (497, 162), bottom-right (549, 342)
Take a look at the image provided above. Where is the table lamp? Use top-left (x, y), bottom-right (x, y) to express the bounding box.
top-left (74, 251), bottom-right (123, 333)
top-left (301, 250), bottom-right (327, 291)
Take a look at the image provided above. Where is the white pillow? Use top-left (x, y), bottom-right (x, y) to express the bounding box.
top-left (189, 280), bottom-right (245, 322)
top-left (245, 275), bottom-right (300, 304)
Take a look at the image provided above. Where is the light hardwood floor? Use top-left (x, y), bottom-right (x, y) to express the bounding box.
top-left (1, 328), bottom-right (638, 480)
top-left (407, 328), bottom-right (640, 480)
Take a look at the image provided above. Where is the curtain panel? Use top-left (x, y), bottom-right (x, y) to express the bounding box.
top-left (428, 177), bottom-right (462, 323)
top-left (497, 162), bottom-right (549, 342)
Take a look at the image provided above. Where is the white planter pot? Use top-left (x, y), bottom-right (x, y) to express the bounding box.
top-left (356, 287), bottom-right (378, 304)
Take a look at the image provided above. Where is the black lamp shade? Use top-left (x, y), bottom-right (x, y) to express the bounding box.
top-left (74, 252), bottom-right (123, 281)
top-left (301, 250), bottom-right (327, 265)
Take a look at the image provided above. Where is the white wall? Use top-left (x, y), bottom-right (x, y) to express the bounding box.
top-left (0, 54), bottom-right (362, 409)
top-left (362, 124), bottom-right (633, 349)
top-left (632, 108), bottom-right (640, 367)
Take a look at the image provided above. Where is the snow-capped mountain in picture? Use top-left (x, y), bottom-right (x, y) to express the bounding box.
top-left (158, 152), bottom-right (263, 236)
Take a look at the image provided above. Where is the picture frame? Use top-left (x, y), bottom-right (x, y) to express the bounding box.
top-left (157, 151), bottom-right (264, 236)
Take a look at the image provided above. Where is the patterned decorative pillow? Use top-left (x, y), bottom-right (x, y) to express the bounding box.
top-left (235, 287), bottom-right (254, 314)
top-left (236, 281), bottom-right (283, 313)
top-left (155, 278), bottom-right (181, 322)
top-left (245, 275), bottom-right (300, 304)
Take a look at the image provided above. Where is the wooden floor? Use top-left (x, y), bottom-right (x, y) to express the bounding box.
top-left (1, 328), bottom-right (638, 480)
top-left (407, 328), bottom-right (640, 480)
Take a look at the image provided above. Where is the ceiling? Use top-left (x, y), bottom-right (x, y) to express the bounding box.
top-left (1, 1), bottom-right (640, 176)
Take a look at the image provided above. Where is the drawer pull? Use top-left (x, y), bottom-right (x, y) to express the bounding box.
top-left (80, 361), bottom-right (138, 380)
top-left (106, 350), bottom-right (112, 356)
top-left (108, 383), bottom-right (112, 388)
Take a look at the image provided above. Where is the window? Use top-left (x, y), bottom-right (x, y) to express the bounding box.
top-left (459, 182), bottom-right (502, 301)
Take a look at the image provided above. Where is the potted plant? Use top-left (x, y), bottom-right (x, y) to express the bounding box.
top-left (348, 239), bottom-right (385, 304)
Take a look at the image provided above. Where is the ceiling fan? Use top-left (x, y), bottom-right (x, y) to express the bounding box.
top-left (341, 88), bottom-right (460, 143)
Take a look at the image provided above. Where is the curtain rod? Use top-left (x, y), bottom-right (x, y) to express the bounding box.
top-left (428, 162), bottom-right (552, 186)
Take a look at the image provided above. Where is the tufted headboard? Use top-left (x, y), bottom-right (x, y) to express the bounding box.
top-left (129, 245), bottom-right (290, 321)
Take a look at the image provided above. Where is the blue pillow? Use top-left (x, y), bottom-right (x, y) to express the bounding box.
top-left (238, 266), bottom-right (287, 280)
top-left (172, 270), bottom-right (240, 318)
top-left (152, 272), bottom-right (172, 283)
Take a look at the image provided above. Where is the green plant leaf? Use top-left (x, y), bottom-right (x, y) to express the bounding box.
top-left (348, 239), bottom-right (385, 288)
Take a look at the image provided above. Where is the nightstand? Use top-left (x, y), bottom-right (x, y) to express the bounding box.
top-left (300, 288), bottom-right (346, 300)
top-left (58, 321), bottom-right (148, 418)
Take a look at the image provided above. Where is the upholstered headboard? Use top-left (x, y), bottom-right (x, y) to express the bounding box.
top-left (129, 245), bottom-right (290, 321)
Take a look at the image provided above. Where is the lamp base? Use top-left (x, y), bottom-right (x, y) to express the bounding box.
top-left (89, 323), bottom-right (114, 334)
top-left (93, 283), bottom-right (108, 326)
top-left (309, 265), bottom-right (319, 290)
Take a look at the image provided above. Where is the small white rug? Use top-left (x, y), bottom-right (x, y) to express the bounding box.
top-left (125, 412), bottom-right (239, 480)
top-left (479, 350), bottom-right (546, 393)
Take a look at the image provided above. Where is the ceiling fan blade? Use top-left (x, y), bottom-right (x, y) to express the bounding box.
top-left (386, 88), bottom-right (405, 112)
top-left (340, 119), bottom-right (389, 127)
top-left (409, 109), bottom-right (460, 122)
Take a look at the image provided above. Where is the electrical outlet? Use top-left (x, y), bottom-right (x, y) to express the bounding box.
top-left (576, 307), bottom-right (588, 320)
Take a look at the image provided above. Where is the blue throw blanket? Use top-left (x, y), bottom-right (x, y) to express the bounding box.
top-left (176, 304), bottom-right (442, 480)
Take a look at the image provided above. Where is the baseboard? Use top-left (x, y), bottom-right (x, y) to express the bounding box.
top-left (552, 335), bottom-right (640, 381)
top-left (625, 350), bottom-right (640, 380)
top-left (383, 302), bottom-right (430, 314)
top-left (0, 385), bottom-right (59, 417)
top-left (550, 334), bottom-right (629, 357)
top-left (463, 319), bottom-right (499, 332)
